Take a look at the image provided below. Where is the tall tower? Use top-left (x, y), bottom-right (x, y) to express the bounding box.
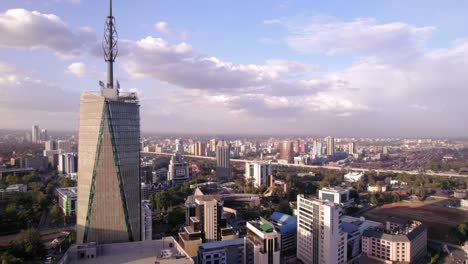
top-left (215, 140), bottom-right (231, 180)
top-left (325, 136), bottom-right (335, 156)
top-left (31, 125), bottom-right (39, 143)
top-left (76, 0), bottom-right (141, 244)
top-left (278, 141), bottom-right (294, 163)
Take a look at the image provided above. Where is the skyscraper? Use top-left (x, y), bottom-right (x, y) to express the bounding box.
top-left (348, 142), bottom-right (356, 155)
top-left (216, 140), bottom-right (231, 180)
top-left (40, 128), bottom-right (48, 141)
top-left (31, 125), bottom-right (39, 143)
top-left (325, 136), bottom-right (335, 156)
top-left (76, 0), bottom-right (141, 244)
top-left (296, 195), bottom-right (347, 264)
top-left (278, 141), bottom-right (294, 163)
top-left (194, 141), bottom-right (205, 156)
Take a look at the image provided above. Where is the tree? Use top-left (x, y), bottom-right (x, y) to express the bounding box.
top-left (1, 253), bottom-right (23, 264)
top-left (10, 228), bottom-right (46, 260)
top-left (455, 220), bottom-right (468, 243)
top-left (369, 194), bottom-right (378, 205)
top-left (58, 177), bottom-right (76, 188)
top-left (278, 202), bottom-right (292, 215)
top-left (50, 204), bottom-right (62, 221)
top-left (167, 207), bottom-right (185, 227)
top-left (155, 192), bottom-right (168, 212)
top-left (391, 192), bottom-right (401, 203)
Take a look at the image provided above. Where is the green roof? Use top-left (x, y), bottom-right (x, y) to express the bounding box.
top-left (260, 223), bottom-right (273, 233)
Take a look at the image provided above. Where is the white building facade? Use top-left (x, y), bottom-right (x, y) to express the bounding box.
top-left (244, 161), bottom-right (271, 188)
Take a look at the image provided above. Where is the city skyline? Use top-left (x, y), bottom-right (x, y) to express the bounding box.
top-left (1, 1), bottom-right (468, 137)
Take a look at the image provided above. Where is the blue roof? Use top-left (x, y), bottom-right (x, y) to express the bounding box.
top-left (270, 212), bottom-right (297, 235)
top-left (341, 222), bottom-right (359, 233)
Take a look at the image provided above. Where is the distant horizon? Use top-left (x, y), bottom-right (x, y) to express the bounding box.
top-left (1, 128), bottom-right (468, 141)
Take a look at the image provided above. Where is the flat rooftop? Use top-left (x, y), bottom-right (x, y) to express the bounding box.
top-left (56, 187), bottom-right (78, 197)
top-left (64, 238), bottom-right (193, 264)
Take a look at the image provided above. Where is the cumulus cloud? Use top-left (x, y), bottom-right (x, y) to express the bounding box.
top-left (154, 21), bottom-right (171, 34)
top-left (65, 62), bottom-right (102, 79)
top-left (0, 9), bottom-right (96, 57)
top-left (0, 61), bottom-right (79, 114)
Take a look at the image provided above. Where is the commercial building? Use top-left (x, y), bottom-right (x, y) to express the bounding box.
top-left (244, 161), bottom-right (271, 188)
top-left (57, 140), bottom-right (72, 153)
top-left (325, 136), bottom-right (335, 156)
top-left (297, 195), bottom-right (347, 264)
top-left (340, 216), bottom-right (382, 260)
top-left (57, 187), bottom-right (78, 216)
top-left (344, 172), bottom-right (364, 183)
top-left (361, 219), bottom-right (427, 263)
top-left (368, 183), bottom-right (388, 193)
top-left (179, 194), bottom-right (237, 257)
top-left (194, 141), bottom-right (205, 156)
top-left (319, 186), bottom-right (353, 207)
top-left (312, 140), bottom-right (322, 156)
top-left (197, 238), bottom-right (245, 264)
top-left (32, 125), bottom-right (40, 143)
top-left (76, 1), bottom-right (141, 244)
top-left (168, 153), bottom-right (190, 185)
top-left (348, 142), bottom-right (356, 155)
top-left (216, 140), bottom-right (231, 180)
top-left (278, 141), bottom-right (294, 164)
top-left (141, 200), bottom-right (152, 241)
top-left (269, 212), bottom-right (297, 259)
top-left (245, 219), bottom-right (281, 264)
top-left (58, 153), bottom-right (77, 175)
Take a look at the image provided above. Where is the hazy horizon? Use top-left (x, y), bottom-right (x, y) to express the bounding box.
top-left (1, 1), bottom-right (468, 137)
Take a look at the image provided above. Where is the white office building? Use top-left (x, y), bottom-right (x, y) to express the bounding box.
top-left (168, 153), bottom-right (190, 185)
top-left (319, 186), bottom-right (353, 207)
top-left (56, 187), bottom-right (77, 216)
top-left (245, 219), bottom-right (281, 264)
top-left (297, 195), bottom-right (347, 264)
top-left (244, 161), bottom-right (271, 188)
top-left (58, 153), bottom-right (77, 175)
top-left (141, 200), bottom-right (152, 241)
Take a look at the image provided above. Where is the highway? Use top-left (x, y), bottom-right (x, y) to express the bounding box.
top-left (141, 152), bottom-right (467, 178)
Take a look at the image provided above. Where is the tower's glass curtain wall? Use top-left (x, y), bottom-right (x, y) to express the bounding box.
top-left (76, 0), bottom-right (141, 244)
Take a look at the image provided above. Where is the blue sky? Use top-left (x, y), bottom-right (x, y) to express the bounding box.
top-left (1, 0), bottom-right (468, 137)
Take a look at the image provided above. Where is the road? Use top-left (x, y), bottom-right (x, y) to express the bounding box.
top-left (141, 151), bottom-right (467, 178)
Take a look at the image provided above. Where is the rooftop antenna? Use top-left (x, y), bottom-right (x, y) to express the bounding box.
top-left (103, 0), bottom-right (118, 89)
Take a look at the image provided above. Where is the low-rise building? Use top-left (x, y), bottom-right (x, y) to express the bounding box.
top-left (454, 189), bottom-right (468, 199)
top-left (6, 184), bottom-right (28, 193)
top-left (197, 238), bottom-right (245, 264)
top-left (461, 198), bottom-right (468, 210)
top-left (368, 183), bottom-right (388, 193)
top-left (341, 216), bottom-right (382, 260)
top-left (56, 187), bottom-right (77, 216)
top-left (361, 219), bottom-right (427, 263)
top-left (344, 172), bottom-right (364, 183)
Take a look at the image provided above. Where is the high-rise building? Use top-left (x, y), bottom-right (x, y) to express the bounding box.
top-left (31, 125), bottom-right (40, 143)
top-left (179, 195), bottom-right (237, 257)
top-left (44, 140), bottom-right (57, 151)
top-left (348, 142), bottom-right (356, 155)
top-left (312, 139), bottom-right (322, 156)
top-left (76, 1), bottom-right (141, 244)
top-left (269, 212), bottom-right (297, 260)
top-left (244, 161), bottom-right (271, 188)
top-left (57, 140), bottom-right (72, 153)
top-left (297, 195), bottom-right (347, 264)
top-left (58, 153), bottom-right (77, 175)
top-left (278, 141), bottom-right (294, 163)
top-left (325, 136), bottom-right (335, 156)
top-left (175, 139), bottom-right (183, 153)
top-left (216, 140), bottom-right (231, 180)
top-left (194, 141), bottom-right (205, 156)
top-left (245, 219), bottom-right (281, 264)
top-left (168, 153), bottom-right (190, 185)
top-left (209, 138), bottom-right (217, 153)
top-left (40, 128), bottom-right (48, 141)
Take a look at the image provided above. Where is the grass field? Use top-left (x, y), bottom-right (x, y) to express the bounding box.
top-left (363, 197), bottom-right (468, 243)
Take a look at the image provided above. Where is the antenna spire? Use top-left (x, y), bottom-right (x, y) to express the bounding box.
top-left (103, 0), bottom-right (118, 88)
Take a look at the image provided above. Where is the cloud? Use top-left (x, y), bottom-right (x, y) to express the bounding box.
top-left (409, 104), bottom-right (428, 111)
top-left (65, 62), bottom-right (101, 79)
top-left (0, 62), bottom-right (79, 115)
top-left (268, 16), bottom-right (433, 59)
top-left (0, 9), bottom-right (96, 57)
top-left (154, 21), bottom-right (171, 34)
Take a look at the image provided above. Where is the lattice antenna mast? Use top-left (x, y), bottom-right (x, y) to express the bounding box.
top-left (103, 0), bottom-right (118, 88)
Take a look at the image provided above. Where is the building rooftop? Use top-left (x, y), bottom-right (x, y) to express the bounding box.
top-left (363, 221), bottom-right (426, 242)
top-left (269, 212), bottom-right (297, 235)
top-left (64, 237), bottom-right (193, 264)
top-left (198, 238), bottom-right (244, 250)
top-left (56, 187), bottom-right (78, 197)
